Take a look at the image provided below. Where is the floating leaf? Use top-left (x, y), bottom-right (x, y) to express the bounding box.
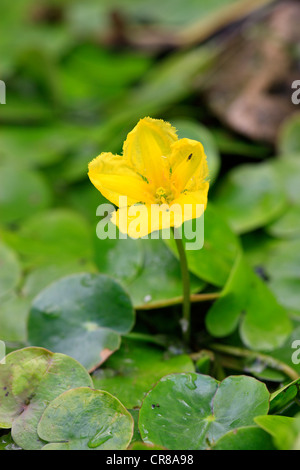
top-left (28, 273), bottom-right (135, 371)
top-left (92, 339), bottom-right (194, 408)
top-left (139, 373), bottom-right (269, 450)
top-left (205, 255), bottom-right (291, 351)
top-left (0, 347), bottom-right (93, 450)
top-left (38, 387), bottom-right (133, 450)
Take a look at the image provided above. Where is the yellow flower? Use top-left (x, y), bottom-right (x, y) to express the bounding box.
top-left (88, 117), bottom-right (209, 238)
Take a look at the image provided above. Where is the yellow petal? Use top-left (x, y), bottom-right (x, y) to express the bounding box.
top-left (88, 152), bottom-right (154, 207)
top-left (111, 203), bottom-right (185, 239)
top-left (123, 117), bottom-right (178, 189)
top-left (172, 186), bottom-right (209, 222)
top-left (170, 138), bottom-right (209, 194)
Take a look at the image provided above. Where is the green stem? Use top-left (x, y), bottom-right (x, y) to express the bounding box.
top-left (209, 343), bottom-right (299, 382)
top-left (136, 292), bottom-right (220, 310)
top-left (172, 228), bottom-right (191, 347)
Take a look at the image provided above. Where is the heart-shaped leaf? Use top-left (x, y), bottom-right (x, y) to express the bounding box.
top-left (38, 387), bottom-right (134, 450)
top-left (205, 255), bottom-right (291, 350)
top-left (28, 273), bottom-right (135, 371)
top-left (139, 373), bottom-right (269, 450)
top-left (0, 347), bottom-right (93, 450)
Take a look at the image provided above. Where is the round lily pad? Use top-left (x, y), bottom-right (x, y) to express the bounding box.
top-left (139, 373), bottom-right (270, 450)
top-left (38, 387), bottom-right (134, 450)
top-left (28, 273), bottom-right (135, 371)
top-left (0, 347), bottom-right (93, 450)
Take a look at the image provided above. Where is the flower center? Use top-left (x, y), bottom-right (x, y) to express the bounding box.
top-left (154, 187), bottom-right (173, 205)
